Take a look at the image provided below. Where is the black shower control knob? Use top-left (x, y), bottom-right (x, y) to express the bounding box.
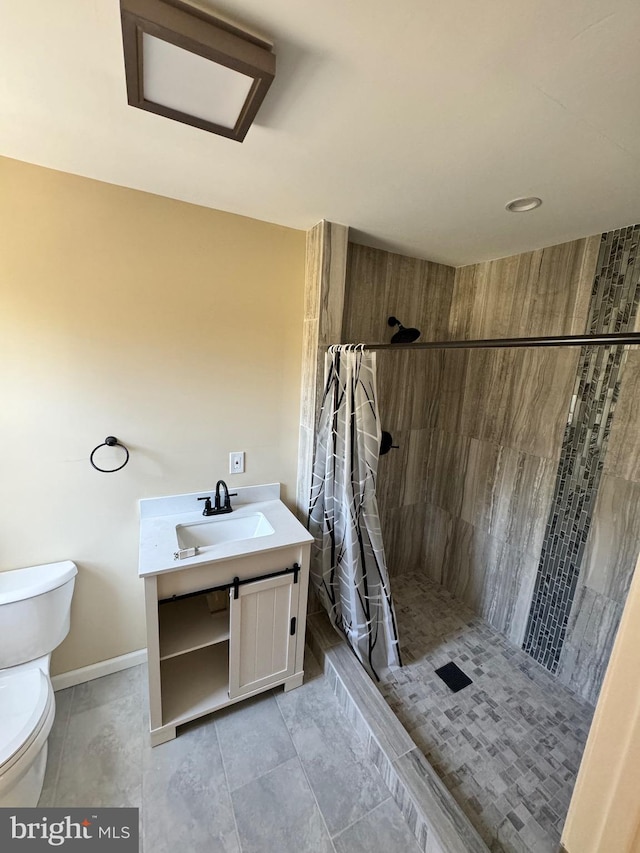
top-left (380, 431), bottom-right (399, 455)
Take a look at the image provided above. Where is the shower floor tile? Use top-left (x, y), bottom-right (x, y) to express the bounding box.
top-left (380, 573), bottom-right (595, 853)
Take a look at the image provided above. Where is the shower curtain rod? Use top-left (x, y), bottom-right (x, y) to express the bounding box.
top-left (332, 332), bottom-right (640, 351)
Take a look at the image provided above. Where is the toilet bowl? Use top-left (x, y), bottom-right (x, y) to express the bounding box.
top-left (0, 560), bottom-right (77, 806)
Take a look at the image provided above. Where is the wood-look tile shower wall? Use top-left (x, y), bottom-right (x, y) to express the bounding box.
top-left (342, 238), bottom-right (600, 646)
top-left (556, 325), bottom-right (640, 703)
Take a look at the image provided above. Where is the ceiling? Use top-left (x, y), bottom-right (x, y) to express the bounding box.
top-left (1, 0), bottom-right (640, 267)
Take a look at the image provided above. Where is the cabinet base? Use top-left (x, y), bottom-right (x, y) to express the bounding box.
top-left (150, 725), bottom-right (177, 746)
top-left (283, 672), bottom-right (304, 692)
top-left (148, 669), bottom-right (306, 746)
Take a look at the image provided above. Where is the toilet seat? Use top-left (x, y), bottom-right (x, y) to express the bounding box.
top-left (0, 670), bottom-right (53, 775)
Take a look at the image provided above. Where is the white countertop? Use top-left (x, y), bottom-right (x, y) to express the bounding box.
top-left (138, 483), bottom-right (313, 578)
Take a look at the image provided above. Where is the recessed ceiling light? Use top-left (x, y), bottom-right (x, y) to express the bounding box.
top-left (505, 197), bottom-right (543, 213)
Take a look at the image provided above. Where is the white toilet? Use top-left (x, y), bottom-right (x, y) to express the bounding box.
top-left (0, 560), bottom-right (77, 806)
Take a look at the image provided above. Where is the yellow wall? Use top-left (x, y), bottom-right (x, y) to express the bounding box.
top-left (562, 551), bottom-right (640, 853)
top-left (0, 156), bottom-right (305, 676)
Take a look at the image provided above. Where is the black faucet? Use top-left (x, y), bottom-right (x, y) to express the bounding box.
top-left (197, 480), bottom-right (237, 516)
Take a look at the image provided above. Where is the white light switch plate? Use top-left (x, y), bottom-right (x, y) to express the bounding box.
top-left (229, 451), bottom-right (245, 474)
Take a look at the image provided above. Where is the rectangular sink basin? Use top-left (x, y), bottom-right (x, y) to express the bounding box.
top-left (176, 513), bottom-right (274, 551)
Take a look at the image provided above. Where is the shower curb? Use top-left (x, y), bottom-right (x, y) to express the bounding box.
top-left (306, 611), bottom-right (490, 853)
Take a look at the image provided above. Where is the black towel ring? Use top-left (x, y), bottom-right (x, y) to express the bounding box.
top-left (90, 436), bottom-right (130, 473)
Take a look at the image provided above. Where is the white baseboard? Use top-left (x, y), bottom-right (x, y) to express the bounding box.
top-left (51, 649), bottom-right (148, 692)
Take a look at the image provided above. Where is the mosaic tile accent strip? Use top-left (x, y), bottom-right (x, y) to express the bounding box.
top-left (380, 573), bottom-right (594, 853)
top-left (523, 224), bottom-right (640, 673)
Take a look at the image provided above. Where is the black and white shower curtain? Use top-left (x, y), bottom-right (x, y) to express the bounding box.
top-left (308, 345), bottom-right (401, 679)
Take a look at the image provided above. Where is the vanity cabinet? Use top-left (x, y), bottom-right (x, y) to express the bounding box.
top-left (143, 543), bottom-right (310, 746)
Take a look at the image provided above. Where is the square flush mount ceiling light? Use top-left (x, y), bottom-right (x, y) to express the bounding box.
top-left (120, 0), bottom-right (275, 142)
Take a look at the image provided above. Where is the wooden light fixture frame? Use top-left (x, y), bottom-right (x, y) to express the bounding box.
top-left (120, 0), bottom-right (275, 142)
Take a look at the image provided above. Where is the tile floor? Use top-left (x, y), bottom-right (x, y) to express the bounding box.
top-left (39, 650), bottom-right (421, 853)
top-left (380, 573), bottom-right (595, 853)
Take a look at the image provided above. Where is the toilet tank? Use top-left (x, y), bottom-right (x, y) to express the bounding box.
top-left (0, 561), bottom-right (77, 670)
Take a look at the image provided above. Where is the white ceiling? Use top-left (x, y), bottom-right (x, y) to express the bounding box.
top-left (1, 0), bottom-right (640, 266)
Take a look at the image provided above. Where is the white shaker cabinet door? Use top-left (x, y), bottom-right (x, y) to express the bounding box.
top-left (228, 572), bottom-right (299, 699)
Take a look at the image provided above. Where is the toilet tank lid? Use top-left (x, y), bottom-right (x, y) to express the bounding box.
top-left (0, 561), bottom-right (77, 606)
top-left (0, 669), bottom-right (50, 768)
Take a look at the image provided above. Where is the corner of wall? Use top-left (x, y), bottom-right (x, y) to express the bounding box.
top-left (296, 221), bottom-right (349, 521)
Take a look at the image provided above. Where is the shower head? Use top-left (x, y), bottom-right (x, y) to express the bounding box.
top-left (388, 316), bottom-right (421, 344)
